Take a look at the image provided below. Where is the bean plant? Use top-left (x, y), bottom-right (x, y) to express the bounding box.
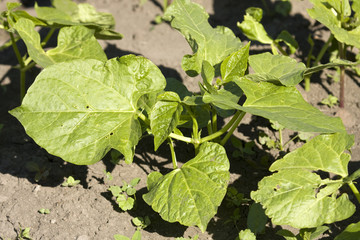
top-left (6, 0), bottom-right (360, 239)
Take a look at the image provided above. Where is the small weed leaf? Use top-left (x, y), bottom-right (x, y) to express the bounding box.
top-left (143, 142), bottom-right (230, 232)
top-left (10, 56), bottom-right (166, 165)
top-left (61, 176), bottom-right (80, 187)
top-left (238, 13), bottom-right (273, 44)
top-left (163, 0), bottom-right (242, 76)
top-left (252, 133), bottom-right (356, 228)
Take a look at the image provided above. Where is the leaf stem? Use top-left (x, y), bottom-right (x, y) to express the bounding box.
top-left (313, 34), bottom-right (334, 66)
top-left (219, 111), bottom-right (246, 146)
top-left (348, 181), bottom-right (360, 205)
top-left (41, 28), bottom-right (56, 47)
top-left (278, 128), bottom-right (284, 151)
top-left (167, 138), bottom-right (178, 169)
top-left (200, 110), bottom-right (244, 144)
top-left (10, 32), bottom-right (26, 102)
top-left (338, 41), bottom-right (346, 108)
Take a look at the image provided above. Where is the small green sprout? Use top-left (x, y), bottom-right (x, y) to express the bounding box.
top-left (18, 227), bottom-right (32, 240)
top-left (132, 216), bottom-right (151, 230)
top-left (38, 208), bottom-right (50, 214)
top-left (61, 176), bottom-right (80, 187)
top-left (104, 171), bottom-right (113, 181)
top-left (320, 94), bottom-right (339, 108)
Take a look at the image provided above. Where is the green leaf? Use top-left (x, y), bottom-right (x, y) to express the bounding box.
top-left (245, 7), bottom-right (263, 22)
top-left (307, 0), bottom-right (360, 48)
top-left (270, 133), bottom-right (354, 177)
top-left (221, 42), bottom-right (250, 83)
top-left (14, 18), bottom-right (107, 68)
top-left (131, 230), bottom-right (141, 240)
top-left (6, 2), bottom-right (21, 11)
top-left (249, 53), bottom-right (306, 86)
top-left (10, 56), bottom-right (166, 165)
top-left (275, 30), bottom-right (298, 54)
top-left (109, 186), bottom-right (122, 197)
top-left (276, 229), bottom-right (297, 240)
top-left (163, 0), bottom-right (242, 76)
top-left (150, 92), bottom-right (183, 150)
top-left (237, 229), bottom-right (256, 240)
top-left (252, 169), bottom-right (355, 228)
top-left (114, 234), bottom-right (130, 240)
top-left (143, 142), bottom-right (230, 232)
top-left (201, 60), bottom-right (215, 88)
top-left (117, 194), bottom-right (135, 211)
top-left (237, 14), bottom-right (273, 44)
top-left (247, 203), bottom-right (267, 234)
top-left (35, 1), bottom-right (122, 40)
top-left (204, 78), bottom-right (346, 133)
top-left (335, 221), bottom-right (360, 240)
top-left (251, 133), bottom-right (356, 229)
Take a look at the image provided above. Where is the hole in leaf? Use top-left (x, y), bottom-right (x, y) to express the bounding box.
top-left (110, 132), bottom-right (113, 136)
top-left (86, 106), bottom-right (90, 109)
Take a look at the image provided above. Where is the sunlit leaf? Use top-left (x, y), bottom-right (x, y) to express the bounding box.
top-left (143, 142), bottom-right (230, 232)
top-left (10, 56), bottom-right (166, 165)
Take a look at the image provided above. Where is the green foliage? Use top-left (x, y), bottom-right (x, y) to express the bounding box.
top-left (13, 18), bottom-right (107, 68)
top-left (108, 178), bottom-right (141, 211)
top-left (163, 0), bottom-right (242, 76)
top-left (7, 0), bottom-right (360, 237)
top-left (61, 176), bottom-right (80, 187)
top-left (335, 221), bottom-right (360, 240)
top-left (252, 133), bottom-right (356, 228)
top-left (143, 142), bottom-right (230, 232)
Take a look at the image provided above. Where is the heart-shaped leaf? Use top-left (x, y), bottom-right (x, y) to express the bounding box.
top-left (10, 56), bottom-right (166, 165)
top-left (143, 142), bottom-right (230, 232)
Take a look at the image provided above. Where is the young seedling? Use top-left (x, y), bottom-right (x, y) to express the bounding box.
top-left (38, 208), bottom-right (50, 214)
top-left (25, 161), bottom-right (50, 182)
top-left (18, 226), bottom-right (32, 240)
top-left (175, 235), bottom-right (199, 240)
top-left (113, 216), bottom-right (150, 240)
top-left (320, 94), bottom-right (339, 108)
top-left (108, 178), bottom-right (141, 211)
top-left (61, 176), bottom-right (80, 187)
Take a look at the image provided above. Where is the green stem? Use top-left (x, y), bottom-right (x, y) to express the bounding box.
top-left (41, 28), bottom-right (56, 47)
top-left (211, 107), bottom-right (217, 133)
top-left (219, 111), bottom-right (246, 146)
top-left (168, 138), bottom-right (178, 169)
top-left (348, 181), bottom-right (360, 204)
top-left (169, 133), bottom-right (193, 143)
top-left (272, 41), bottom-right (288, 56)
top-left (283, 135), bottom-right (299, 148)
top-left (200, 110), bottom-right (244, 144)
top-left (278, 128), bottom-right (284, 151)
top-left (313, 34), bottom-right (334, 66)
top-left (338, 41), bottom-right (346, 108)
top-left (187, 106), bottom-right (200, 153)
top-left (10, 32), bottom-right (26, 102)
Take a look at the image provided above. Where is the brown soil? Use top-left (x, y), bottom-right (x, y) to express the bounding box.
top-left (0, 0), bottom-right (359, 239)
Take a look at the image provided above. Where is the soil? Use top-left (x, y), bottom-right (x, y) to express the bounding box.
top-left (0, 0), bottom-right (360, 239)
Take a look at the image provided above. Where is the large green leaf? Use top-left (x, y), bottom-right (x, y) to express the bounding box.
top-left (307, 0), bottom-right (360, 48)
top-left (248, 53), bottom-right (306, 86)
top-left (270, 133), bottom-right (354, 177)
top-left (10, 56), bottom-right (166, 165)
top-left (35, 0), bottom-right (122, 39)
top-left (203, 77), bottom-right (346, 133)
top-left (251, 133), bottom-right (356, 229)
top-left (163, 0), bottom-right (242, 76)
top-left (14, 18), bottom-right (107, 68)
top-left (143, 142), bottom-right (230, 232)
top-left (150, 92), bottom-right (183, 150)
